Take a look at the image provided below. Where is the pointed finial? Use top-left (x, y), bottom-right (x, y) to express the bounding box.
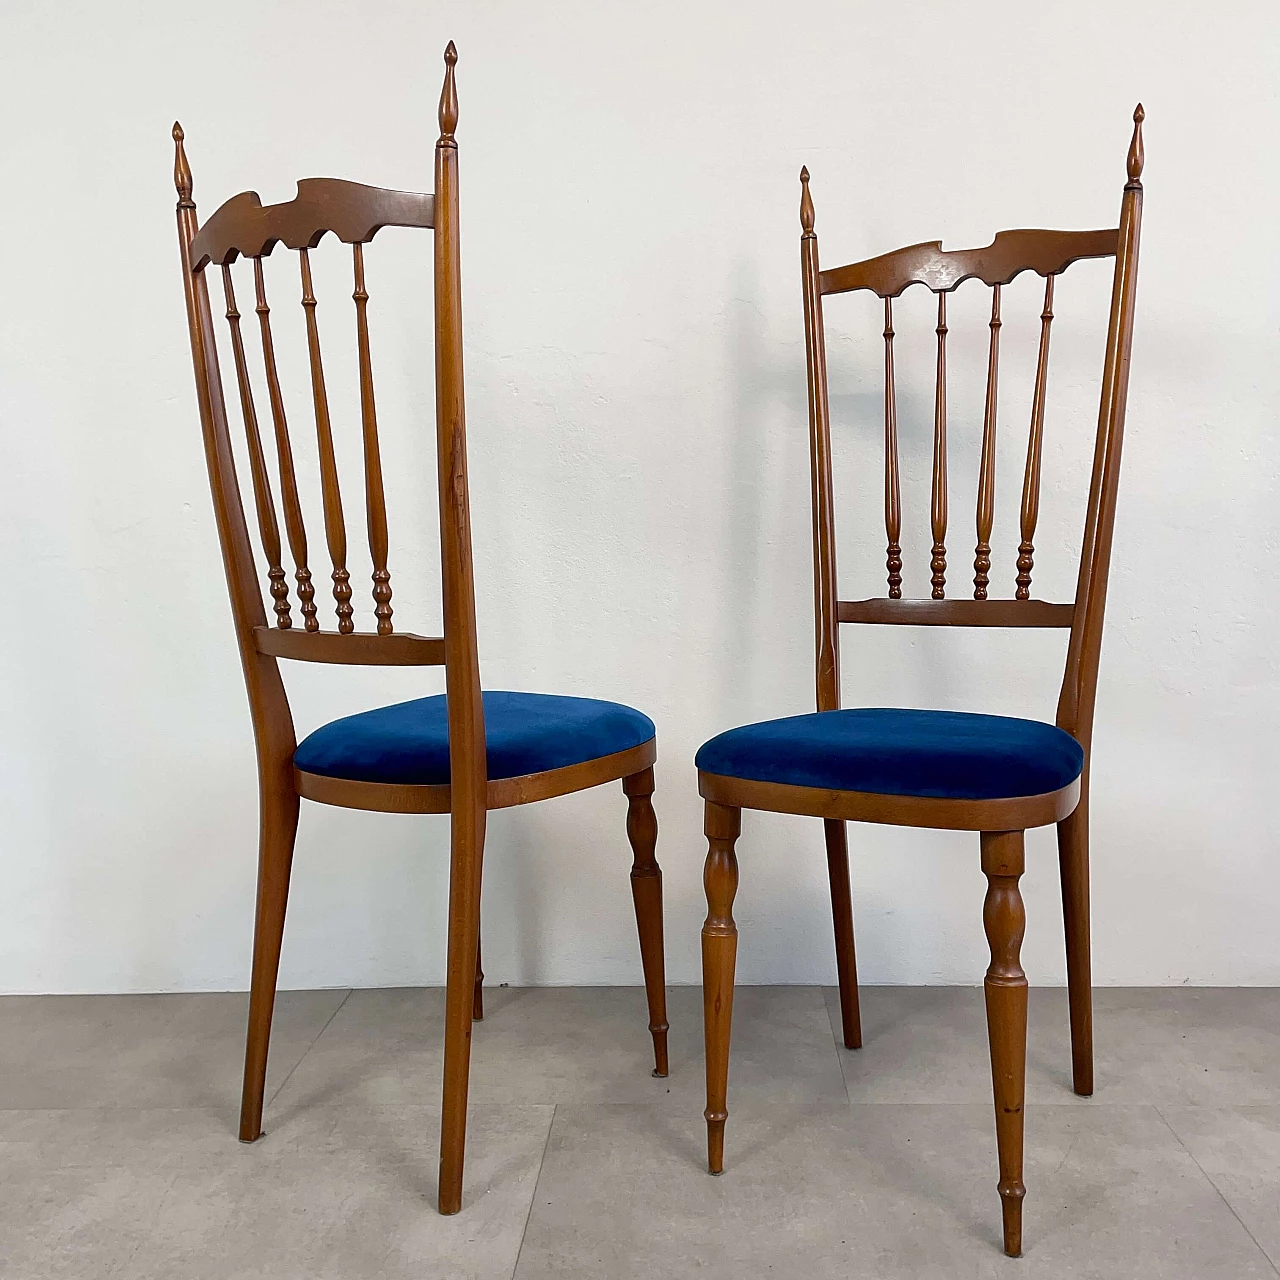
top-left (438, 41), bottom-right (458, 142)
top-left (172, 121), bottom-right (194, 208)
top-left (1126, 103), bottom-right (1144, 187)
top-left (800, 166), bottom-right (814, 235)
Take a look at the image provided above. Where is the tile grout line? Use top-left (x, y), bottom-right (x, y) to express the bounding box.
top-left (825, 989), bottom-right (853, 1105)
top-left (266, 988), bottom-right (353, 1108)
top-left (510, 1102), bottom-right (557, 1280)
top-left (1153, 1105), bottom-right (1280, 1278)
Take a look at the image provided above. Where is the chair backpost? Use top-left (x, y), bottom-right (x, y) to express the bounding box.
top-left (171, 125), bottom-right (296, 765)
top-left (173, 124), bottom-right (299, 1143)
top-left (799, 168), bottom-right (841, 714)
top-left (1058, 105), bottom-right (1145, 750)
top-left (432, 42), bottom-right (489, 1217)
top-left (801, 168), bottom-right (866, 1052)
top-left (1053, 107), bottom-right (1143, 1107)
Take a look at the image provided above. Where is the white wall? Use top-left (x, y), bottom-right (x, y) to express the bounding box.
top-left (1, 1), bottom-right (1276, 994)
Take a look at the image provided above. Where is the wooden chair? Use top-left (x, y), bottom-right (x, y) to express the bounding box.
top-left (171, 43), bottom-right (669, 1216)
top-left (696, 107), bottom-right (1145, 1256)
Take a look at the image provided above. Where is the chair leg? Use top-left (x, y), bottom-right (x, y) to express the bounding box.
top-left (1057, 789), bottom-right (1093, 1096)
top-left (239, 781), bottom-right (300, 1143)
top-left (702, 800), bottom-right (741, 1175)
top-left (624, 767), bottom-right (669, 1077)
top-left (981, 829), bottom-right (1028, 1258)
top-left (472, 921), bottom-right (484, 1021)
top-left (438, 803), bottom-right (487, 1215)
top-left (823, 817), bottom-right (862, 1049)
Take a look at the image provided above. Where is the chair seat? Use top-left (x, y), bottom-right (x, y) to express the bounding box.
top-left (695, 707), bottom-right (1084, 801)
top-left (295, 691), bottom-right (655, 787)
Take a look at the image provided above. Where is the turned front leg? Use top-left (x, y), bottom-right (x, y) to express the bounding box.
top-left (702, 801), bottom-right (741, 1175)
top-left (981, 829), bottom-right (1028, 1257)
top-left (624, 767), bottom-right (669, 1078)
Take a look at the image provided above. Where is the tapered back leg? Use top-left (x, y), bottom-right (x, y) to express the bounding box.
top-left (823, 817), bottom-right (862, 1049)
top-left (437, 804), bottom-right (486, 1214)
top-left (1057, 788), bottom-right (1093, 1094)
top-left (239, 780), bottom-right (300, 1142)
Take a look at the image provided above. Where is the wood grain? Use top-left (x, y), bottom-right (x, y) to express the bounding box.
top-left (820, 227), bottom-right (1117, 299)
top-left (824, 818), bottom-right (862, 1048)
top-left (173, 122), bottom-right (301, 1147)
top-left (701, 800), bottom-right (741, 1175)
top-left (838, 597), bottom-right (1072, 627)
top-left (296, 739), bottom-right (657, 815)
top-left (220, 262), bottom-right (291, 628)
top-left (252, 256), bottom-right (317, 631)
top-left (191, 178), bottom-right (434, 270)
top-left (883, 298), bottom-right (902, 597)
top-left (299, 247), bottom-right (354, 633)
top-left (625, 767), bottom-right (670, 1078)
top-left (799, 168), bottom-right (841, 714)
top-left (981, 829), bottom-right (1028, 1257)
top-left (930, 291), bottom-right (949, 598)
top-left (432, 40), bottom-right (485, 1218)
top-left (1017, 275), bottom-right (1056, 598)
top-left (699, 768), bottom-right (1079, 833)
top-left (1057, 788), bottom-right (1093, 1095)
top-left (252, 626), bottom-right (444, 665)
top-left (352, 242), bottom-right (394, 634)
top-left (973, 284), bottom-right (1002, 599)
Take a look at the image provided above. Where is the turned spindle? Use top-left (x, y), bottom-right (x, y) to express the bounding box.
top-left (253, 257), bottom-right (317, 630)
top-left (1017, 275), bottom-right (1055, 598)
top-left (352, 242), bottom-right (393, 634)
top-left (220, 264), bottom-right (291, 627)
top-left (973, 284), bottom-right (1001, 599)
top-left (883, 298), bottom-right (902, 598)
top-left (299, 247), bottom-right (354, 634)
top-left (931, 291), bottom-right (949, 598)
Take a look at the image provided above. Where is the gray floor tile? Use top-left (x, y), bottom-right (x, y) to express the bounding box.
top-left (824, 986), bottom-right (1280, 1106)
top-left (1161, 1106), bottom-right (1280, 1271)
top-left (0, 1107), bottom-right (227, 1278)
top-left (514, 1102), bottom-right (1277, 1279)
top-left (6, 987), bottom-right (1277, 1279)
top-left (0, 1105), bottom-right (237, 1175)
top-left (0, 1162), bottom-right (176, 1280)
top-left (0, 989), bottom-right (349, 1112)
top-left (274, 985), bottom-right (846, 1113)
top-left (1, 1102), bottom-right (552, 1280)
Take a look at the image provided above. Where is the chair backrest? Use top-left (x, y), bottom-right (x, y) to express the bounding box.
top-left (799, 107), bottom-right (1145, 752)
top-left (173, 43), bottom-right (486, 803)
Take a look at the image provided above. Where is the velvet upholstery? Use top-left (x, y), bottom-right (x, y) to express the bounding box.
top-left (295, 691), bottom-right (655, 786)
top-left (695, 707), bottom-right (1084, 800)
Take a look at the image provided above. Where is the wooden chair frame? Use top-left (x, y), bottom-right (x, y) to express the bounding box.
top-left (699, 108), bottom-right (1145, 1256)
top-left (172, 44), bottom-right (668, 1216)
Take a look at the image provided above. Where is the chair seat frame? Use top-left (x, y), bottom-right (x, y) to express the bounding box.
top-left (698, 768), bottom-right (1078, 832)
top-left (299, 739), bottom-right (657, 814)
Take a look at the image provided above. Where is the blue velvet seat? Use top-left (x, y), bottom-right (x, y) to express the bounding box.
top-left (695, 707), bottom-right (1084, 801)
top-left (294, 690), bottom-right (656, 787)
